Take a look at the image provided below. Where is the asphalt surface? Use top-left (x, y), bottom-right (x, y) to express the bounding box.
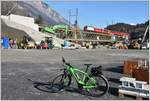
top-left (1, 48), bottom-right (149, 100)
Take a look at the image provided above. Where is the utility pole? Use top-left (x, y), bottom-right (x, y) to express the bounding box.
top-left (112, 20), bottom-right (113, 25)
top-left (68, 9), bottom-right (71, 29)
top-left (141, 26), bottom-right (149, 44)
top-left (75, 8), bottom-right (78, 40)
top-left (106, 21), bottom-right (109, 27)
top-left (68, 8), bottom-right (79, 39)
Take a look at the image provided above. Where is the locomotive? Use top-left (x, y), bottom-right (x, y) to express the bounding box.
top-left (84, 26), bottom-right (105, 33)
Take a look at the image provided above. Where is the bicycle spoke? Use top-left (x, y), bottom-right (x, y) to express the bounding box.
top-left (84, 75), bottom-right (109, 97)
top-left (51, 74), bottom-right (71, 92)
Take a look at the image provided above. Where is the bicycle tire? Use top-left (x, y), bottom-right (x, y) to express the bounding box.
top-left (51, 74), bottom-right (71, 92)
top-left (83, 74), bottom-right (109, 97)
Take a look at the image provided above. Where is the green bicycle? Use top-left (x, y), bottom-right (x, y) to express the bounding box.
top-left (51, 57), bottom-right (109, 97)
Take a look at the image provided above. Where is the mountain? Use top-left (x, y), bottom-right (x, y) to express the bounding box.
top-left (1, 1), bottom-right (69, 26)
top-left (106, 21), bottom-right (149, 40)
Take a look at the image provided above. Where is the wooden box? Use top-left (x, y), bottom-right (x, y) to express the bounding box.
top-left (123, 59), bottom-right (139, 75)
top-left (123, 58), bottom-right (149, 83)
top-left (132, 68), bottom-right (149, 83)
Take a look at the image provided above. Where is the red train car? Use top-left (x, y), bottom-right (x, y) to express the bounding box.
top-left (83, 25), bottom-right (130, 38)
top-left (94, 28), bottom-right (103, 33)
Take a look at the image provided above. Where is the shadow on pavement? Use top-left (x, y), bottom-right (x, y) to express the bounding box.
top-left (108, 86), bottom-right (119, 96)
top-left (107, 77), bottom-right (121, 84)
top-left (104, 66), bottom-right (123, 74)
top-left (27, 78), bottom-right (108, 98)
top-left (27, 78), bottom-right (58, 93)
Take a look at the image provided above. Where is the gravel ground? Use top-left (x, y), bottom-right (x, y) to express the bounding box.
top-left (1, 49), bottom-right (149, 100)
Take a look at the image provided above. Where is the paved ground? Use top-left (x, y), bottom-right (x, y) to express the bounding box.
top-left (1, 49), bottom-right (149, 100)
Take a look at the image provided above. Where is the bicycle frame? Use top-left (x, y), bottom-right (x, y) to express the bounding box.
top-left (63, 63), bottom-right (97, 89)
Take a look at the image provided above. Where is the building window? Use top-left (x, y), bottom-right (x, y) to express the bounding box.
top-left (129, 82), bottom-right (135, 88)
top-left (136, 83), bottom-right (142, 89)
top-left (123, 81), bottom-right (129, 87)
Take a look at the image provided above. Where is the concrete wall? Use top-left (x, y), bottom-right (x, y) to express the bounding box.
top-left (1, 14), bottom-right (39, 31)
top-left (1, 15), bottom-right (9, 20)
top-left (9, 14), bottom-right (34, 24)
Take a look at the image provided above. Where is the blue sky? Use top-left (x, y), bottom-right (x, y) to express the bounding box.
top-left (44, 1), bottom-right (149, 28)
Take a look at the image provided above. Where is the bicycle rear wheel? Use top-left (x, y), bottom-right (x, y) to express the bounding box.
top-left (51, 74), bottom-right (71, 92)
top-left (83, 75), bottom-right (109, 97)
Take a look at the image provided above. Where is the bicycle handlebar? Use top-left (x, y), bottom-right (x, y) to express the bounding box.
top-left (62, 57), bottom-right (71, 66)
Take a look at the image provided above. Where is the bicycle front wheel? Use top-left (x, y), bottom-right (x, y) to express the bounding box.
top-left (51, 74), bottom-right (71, 92)
top-left (84, 75), bottom-right (109, 97)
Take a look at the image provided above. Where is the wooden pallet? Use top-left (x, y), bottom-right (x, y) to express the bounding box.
top-left (118, 91), bottom-right (148, 100)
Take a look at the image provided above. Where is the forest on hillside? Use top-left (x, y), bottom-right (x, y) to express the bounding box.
top-left (106, 21), bottom-right (149, 40)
